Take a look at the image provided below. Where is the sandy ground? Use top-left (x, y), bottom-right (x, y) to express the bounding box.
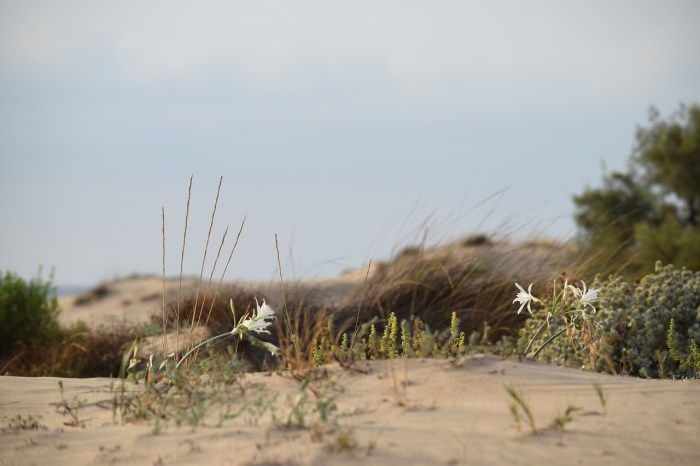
top-left (2, 273), bottom-right (698, 465)
top-left (1, 356), bottom-right (698, 466)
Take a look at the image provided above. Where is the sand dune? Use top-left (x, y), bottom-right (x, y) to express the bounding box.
top-left (2, 355), bottom-right (699, 466)
top-left (5, 263), bottom-right (699, 466)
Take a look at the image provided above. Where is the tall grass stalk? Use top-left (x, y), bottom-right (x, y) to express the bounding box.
top-left (188, 176), bottom-right (223, 345)
top-left (350, 260), bottom-right (372, 353)
top-left (161, 207), bottom-right (168, 357)
top-left (175, 175), bottom-right (193, 362)
top-left (161, 176), bottom-right (247, 369)
top-left (275, 234), bottom-right (300, 367)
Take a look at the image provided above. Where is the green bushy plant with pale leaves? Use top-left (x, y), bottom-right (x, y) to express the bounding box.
top-left (518, 262), bottom-right (700, 378)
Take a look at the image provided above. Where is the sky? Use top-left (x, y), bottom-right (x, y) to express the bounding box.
top-left (1, 1), bottom-right (699, 287)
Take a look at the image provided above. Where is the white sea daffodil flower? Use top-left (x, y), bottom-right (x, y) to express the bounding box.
top-left (513, 283), bottom-right (541, 315)
top-left (253, 298), bottom-right (275, 322)
top-left (234, 298), bottom-right (276, 336)
top-left (569, 281), bottom-right (600, 313)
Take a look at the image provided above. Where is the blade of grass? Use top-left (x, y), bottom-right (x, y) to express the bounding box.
top-left (275, 234), bottom-right (299, 367)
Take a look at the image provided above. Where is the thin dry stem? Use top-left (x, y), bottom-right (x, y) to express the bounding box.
top-left (186, 176), bottom-right (223, 350)
top-left (175, 175), bottom-right (193, 361)
top-left (351, 260), bottom-right (372, 351)
top-left (196, 226), bottom-right (228, 330)
top-left (161, 207), bottom-right (168, 356)
top-left (203, 216), bottom-right (246, 330)
top-left (190, 177), bottom-right (222, 325)
top-left (275, 234), bottom-right (299, 366)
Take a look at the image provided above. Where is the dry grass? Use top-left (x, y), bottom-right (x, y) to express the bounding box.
top-left (6, 177), bottom-right (614, 377)
top-left (3, 320), bottom-right (144, 377)
top-left (344, 238), bottom-right (578, 342)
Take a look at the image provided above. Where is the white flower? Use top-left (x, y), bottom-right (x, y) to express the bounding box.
top-left (240, 316), bottom-right (272, 335)
top-left (253, 298), bottom-right (275, 321)
top-left (234, 298), bottom-right (277, 336)
top-left (569, 281), bottom-right (600, 313)
top-left (513, 283), bottom-right (541, 315)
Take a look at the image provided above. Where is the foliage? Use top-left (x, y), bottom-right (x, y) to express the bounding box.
top-left (5, 320), bottom-right (144, 377)
top-left (667, 319), bottom-right (700, 378)
top-left (519, 262), bottom-right (700, 378)
top-left (513, 279), bottom-right (600, 359)
top-left (0, 270), bottom-right (60, 359)
top-left (573, 103), bottom-right (700, 277)
top-left (0, 271), bottom-right (146, 377)
top-left (6, 414), bottom-right (47, 432)
top-left (112, 348), bottom-right (272, 432)
top-left (349, 240), bottom-right (571, 348)
top-left (312, 311), bottom-right (468, 366)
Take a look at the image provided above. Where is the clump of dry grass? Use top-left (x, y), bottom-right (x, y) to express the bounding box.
top-left (345, 239), bottom-right (577, 343)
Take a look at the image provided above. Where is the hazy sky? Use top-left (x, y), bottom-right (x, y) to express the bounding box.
top-left (1, 1), bottom-right (699, 286)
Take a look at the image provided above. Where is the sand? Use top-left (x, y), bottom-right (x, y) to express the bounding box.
top-left (2, 276), bottom-right (699, 465)
top-left (2, 356), bottom-right (698, 466)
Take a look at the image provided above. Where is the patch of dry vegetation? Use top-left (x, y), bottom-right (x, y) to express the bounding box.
top-left (344, 238), bottom-right (577, 342)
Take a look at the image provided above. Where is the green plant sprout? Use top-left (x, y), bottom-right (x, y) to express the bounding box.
top-left (7, 414), bottom-right (47, 432)
top-left (503, 384), bottom-right (537, 434)
top-left (592, 383), bottom-right (608, 418)
top-left (55, 380), bottom-right (86, 428)
top-left (513, 280), bottom-right (600, 358)
top-left (553, 403), bottom-right (581, 431)
top-left (553, 403), bottom-right (582, 445)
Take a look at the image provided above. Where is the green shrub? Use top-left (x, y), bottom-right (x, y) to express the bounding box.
top-left (518, 262), bottom-right (700, 378)
top-left (667, 319), bottom-right (700, 378)
top-left (0, 270), bottom-right (61, 358)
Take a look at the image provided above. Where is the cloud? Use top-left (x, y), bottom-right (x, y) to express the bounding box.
top-left (3, 1), bottom-right (697, 94)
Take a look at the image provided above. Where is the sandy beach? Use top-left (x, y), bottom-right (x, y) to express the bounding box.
top-left (2, 274), bottom-right (699, 466)
top-left (2, 355), bottom-right (698, 466)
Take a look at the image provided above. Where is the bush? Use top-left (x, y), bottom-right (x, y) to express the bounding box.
top-left (0, 270), bottom-right (61, 358)
top-left (8, 320), bottom-right (145, 377)
top-left (518, 262), bottom-right (700, 378)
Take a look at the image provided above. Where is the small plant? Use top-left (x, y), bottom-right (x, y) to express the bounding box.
top-left (325, 426), bottom-right (359, 454)
top-left (592, 382), bottom-right (608, 418)
top-left (275, 370), bottom-right (340, 429)
top-left (111, 346), bottom-right (274, 433)
top-left (503, 384), bottom-right (537, 434)
top-left (448, 311), bottom-right (467, 357)
top-left (513, 279), bottom-right (600, 359)
top-left (7, 414), bottom-right (47, 432)
top-left (553, 403), bottom-right (581, 431)
top-left (176, 298), bottom-right (279, 370)
top-left (667, 318), bottom-right (700, 378)
top-left (389, 360), bottom-right (410, 407)
top-left (54, 381), bottom-right (86, 428)
top-left (553, 403), bottom-right (582, 445)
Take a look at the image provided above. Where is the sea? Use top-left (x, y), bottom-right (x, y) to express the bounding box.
top-left (56, 285), bottom-right (93, 297)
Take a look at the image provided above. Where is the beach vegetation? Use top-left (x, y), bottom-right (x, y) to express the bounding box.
top-left (503, 384), bottom-right (537, 434)
top-left (573, 103), bottom-right (700, 278)
top-left (519, 262), bottom-right (700, 378)
top-left (0, 269), bottom-right (60, 361)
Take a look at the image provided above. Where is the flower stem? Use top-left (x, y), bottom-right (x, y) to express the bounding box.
top-left (531, 327), bottom-right (567, 359)
top-left (175, 332), bottom-right (232, 370)
top-left (524, 321), bottom-right (548, 356)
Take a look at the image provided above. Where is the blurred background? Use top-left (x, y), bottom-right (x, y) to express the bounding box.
top-left (1, 1), bottom-right (699, 290)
